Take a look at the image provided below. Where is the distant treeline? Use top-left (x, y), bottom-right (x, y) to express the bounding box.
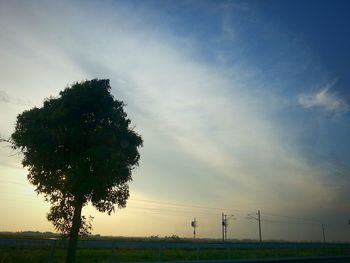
top-left (0, 231), bottom-right (229, 242)
top-left (1, 231), bottom-right (303, 244)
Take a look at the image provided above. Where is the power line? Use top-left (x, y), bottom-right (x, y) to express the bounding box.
top-left (130, 198), bottom-right (254, 213)
top-left (261, 218), bottom-right (320, 226)
top-left (0, 191), bottom-right (34, 197)
top-left (0, 180), bottom-right (348, 233)
top-left (261, 212), bottom-right (322, 223)
top-left (0, 197), bottom-right (35, 203)
top-left (0, 180), bottom-right (28, 186)
top-left (126, 205), bottom-right (219, 216)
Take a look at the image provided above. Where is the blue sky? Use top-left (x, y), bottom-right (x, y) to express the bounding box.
top-left (0, 0), bottom-right (349, 241)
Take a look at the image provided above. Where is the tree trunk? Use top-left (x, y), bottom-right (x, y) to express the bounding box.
top-left (65, 197), bottom-right (84, 263)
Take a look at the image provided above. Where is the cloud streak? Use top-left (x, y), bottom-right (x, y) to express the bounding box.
top-left (298, 81), bottom-right (348, 113)
top-left (0, 90), bottom-right (10, 103)
top-left (0, 90), bottom-right (31, 106)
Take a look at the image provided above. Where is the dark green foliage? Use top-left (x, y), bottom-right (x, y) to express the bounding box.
top-left (10, 79), bottom-right (142, 261)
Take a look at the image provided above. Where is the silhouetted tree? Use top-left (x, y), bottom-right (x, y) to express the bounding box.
top-left (11, 79), bottom-right (143, 263)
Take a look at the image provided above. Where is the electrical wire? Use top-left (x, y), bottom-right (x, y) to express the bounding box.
top-left (0, 179), bottom-right (349, 230)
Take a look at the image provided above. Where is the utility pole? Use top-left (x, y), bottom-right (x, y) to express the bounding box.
top-left (191, 218), bottom-right (197, 240)
top-left (222, 213), bottom-right (225, 242)
top-left (322, 224), bottom-right (326, 243)
top-left (258, 210), bottom-right (262, 243)
top-left (224, 214), bottom-right (227, 241)
top-left (247, 210), bottom-right (262, 243)
top-left (222, 213), bottom-right (234, 241)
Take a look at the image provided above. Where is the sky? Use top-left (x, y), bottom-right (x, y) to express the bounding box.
top-left (0, 0), bottom-right (350, 242)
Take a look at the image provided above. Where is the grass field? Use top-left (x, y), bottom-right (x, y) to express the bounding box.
top-left (1, 246), bottom-right (350, 263)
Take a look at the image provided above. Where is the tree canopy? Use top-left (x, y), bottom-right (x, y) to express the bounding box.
top-left (11, 79), bottom-right (143, 262)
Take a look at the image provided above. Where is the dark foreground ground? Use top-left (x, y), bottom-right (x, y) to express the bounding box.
top-left (0, 237), bottom-right (349, 263)
top-left (150, 257), bottom-right (350, 263)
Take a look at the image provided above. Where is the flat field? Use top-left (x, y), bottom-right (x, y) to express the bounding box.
top-left (0, 238), bottom-right (350, 263)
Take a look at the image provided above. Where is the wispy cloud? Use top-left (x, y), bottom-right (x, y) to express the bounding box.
top-left (0, 90), bottom-right (30, 106)
top-left (0, 90), bottom-right (10, 103)
top-left (297, 81), bottom-right (348, 113)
